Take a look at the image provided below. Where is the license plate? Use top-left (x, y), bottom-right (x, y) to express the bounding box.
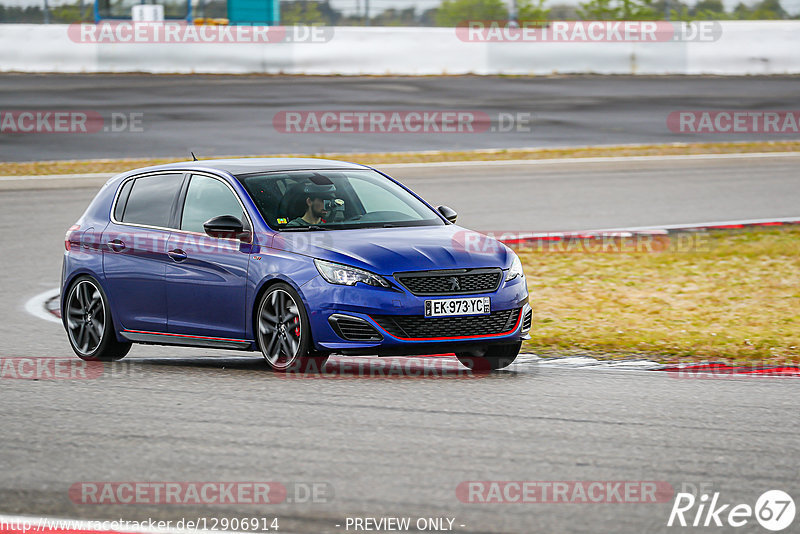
top-left (425, 297), bottom-right (491, 317)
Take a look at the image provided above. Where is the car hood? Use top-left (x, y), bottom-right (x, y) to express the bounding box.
top-left (269, 225), bottom-right (512, 275)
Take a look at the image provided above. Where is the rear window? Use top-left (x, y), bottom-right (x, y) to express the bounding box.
top-left (119, 173), bottom-right (183, 228)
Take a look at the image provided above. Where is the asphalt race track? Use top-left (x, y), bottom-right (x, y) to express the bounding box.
top-left (1, 74), bottom-right (800, 161)
top-left (382, 155), bottom-right (800, 231)
top-left (1, 155), bottom-right (799, 533)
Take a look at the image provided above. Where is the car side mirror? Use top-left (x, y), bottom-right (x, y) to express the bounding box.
top-left (203, 215), bottom-right (250, 241)
top-left (437, 205), bottom-right (458, 224)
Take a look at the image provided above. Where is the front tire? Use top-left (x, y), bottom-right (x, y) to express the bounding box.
top-left (65, 276), bottom-right (131, 361)
top-left (456, 342), bottom-right (521, 371)
top-left (256, 283), bottom-right (328, 372)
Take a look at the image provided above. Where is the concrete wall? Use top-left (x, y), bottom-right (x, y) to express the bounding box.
top-left (1, 22), bottom-right (798, 75)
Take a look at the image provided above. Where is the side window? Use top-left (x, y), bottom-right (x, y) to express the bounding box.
top-left (181, 175), bottom-right (244, 234)
top-left (121, 173), bottom-right (183, 228)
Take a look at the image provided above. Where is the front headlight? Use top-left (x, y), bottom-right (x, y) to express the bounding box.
top-left (506, 253), bottom-right (524, 282)
top-left (314, 259), bottom-right (391, 288)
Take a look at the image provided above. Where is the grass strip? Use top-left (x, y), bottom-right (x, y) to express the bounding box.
top-left (520, 226), bottom-right (800, 363)
top-left (2, 140), bottom-right (800, 176)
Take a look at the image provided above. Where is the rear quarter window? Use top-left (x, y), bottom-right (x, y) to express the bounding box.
top-left (113, 179), bottom-right (134, 222)
top-left (120, 173), bottom-right (183, 228)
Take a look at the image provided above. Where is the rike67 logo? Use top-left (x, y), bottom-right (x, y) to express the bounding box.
top-left (668, 489), bottom-right (795, 531)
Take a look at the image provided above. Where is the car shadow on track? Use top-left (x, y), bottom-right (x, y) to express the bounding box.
top-left (128, 354), bottom-right (529, 380)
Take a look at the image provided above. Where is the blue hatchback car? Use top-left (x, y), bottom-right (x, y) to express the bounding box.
top-left (62, 158), bottom-right (531, 371)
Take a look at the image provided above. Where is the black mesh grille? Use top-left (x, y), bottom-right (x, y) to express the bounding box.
top-left (522, 308), bottom-right (532, 331)
top-left (329, 315), bottom-right (383, 342)
top-left (372, 308), bottom-right (521, 339)
top-left (395, 269), bottom-right (502, 296)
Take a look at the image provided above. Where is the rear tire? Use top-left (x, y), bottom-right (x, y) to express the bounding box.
top-left (456, 342), bottom-right (521, 371)
top-left (65, 276), bottom-right (131, 361)
top-left (256, 282), bottom-right (329, 372)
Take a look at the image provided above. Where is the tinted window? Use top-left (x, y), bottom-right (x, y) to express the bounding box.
top-left (181, 175), bottom-right (245, 234)
top-left (113, 179), bottom-right (134, 222)
top-left (121, 174), bottom-right (183, 228)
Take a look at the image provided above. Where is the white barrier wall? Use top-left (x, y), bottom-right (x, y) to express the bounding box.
top-left (1, 22), bottom-right (799, 75)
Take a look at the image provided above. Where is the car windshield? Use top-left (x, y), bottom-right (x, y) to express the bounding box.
top-left (238, 169), bottom-right (445, 231)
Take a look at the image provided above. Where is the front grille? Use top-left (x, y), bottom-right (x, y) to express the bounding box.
top-left (395, 268), bottom-right (502, 296)
top-left (329, 315), bottom-right (383, 342)
top-left (372, 308), bottom-right (521, 340)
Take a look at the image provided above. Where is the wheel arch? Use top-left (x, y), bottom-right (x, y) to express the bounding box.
top-left (61, 269), bottom-right (105, 329)
top-left (62, 270), bottom-right (129, 343)
top-left (251, 275), bottom-right (322, 355)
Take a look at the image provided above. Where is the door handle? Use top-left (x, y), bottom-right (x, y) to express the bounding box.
top-left (168, 249), bottom-right (187, 262)
top-left (106, 239), bottom-right (125, 252)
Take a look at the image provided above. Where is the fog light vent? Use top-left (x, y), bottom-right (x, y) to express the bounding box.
top-left (329, 314), bottom-right (383, 342)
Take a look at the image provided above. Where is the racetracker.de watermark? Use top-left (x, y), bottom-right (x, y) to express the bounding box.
top-left (668, 110), bottom-right (800, 134)
top-left (456, 20), bottom-right (721, 42)
top-left (273, 110), bottom-right (535, 134)
top-left (70, 229), bottom-right (711, 258)
top-left (69, 230), bottom-right (251, 256)
top-left (68, 23), bottom-right (333, 44)
top-left (69, 481), bottom-right (333, 505)
top-left (1, 517), bottom-right (281, 534)
top-left (456, 481), bottom-right (675, 503)
top-left (0, 111), bottom-right (143, 134)
top-left (665, 362), bottom-right (800, 379)
top-left (453, 230), bottom-right (711, 254)
top-left (0, 358), bottom-right (136, 380)
top-left (278, 356), bottom-right (490, 379)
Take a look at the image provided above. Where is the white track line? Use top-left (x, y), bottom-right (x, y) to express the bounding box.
top-left (17, 296), bottom-right (662, 371)
top-left (375, 151), bottom-right (800, 169)
top-left (24, 288), bottom-right (61, 324)
top-left (513, 354), bottom-right (664, 370)
top-left (583, 216), bottom-right (800, 233)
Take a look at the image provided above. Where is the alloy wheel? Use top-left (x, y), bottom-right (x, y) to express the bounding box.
top-left (66, 280), bottom-right (106, 356)
top-left (258, 289), bottom-right (302, 369)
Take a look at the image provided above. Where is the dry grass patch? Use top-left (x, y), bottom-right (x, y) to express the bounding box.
top-left (520, 227), bottom-right (800, 362)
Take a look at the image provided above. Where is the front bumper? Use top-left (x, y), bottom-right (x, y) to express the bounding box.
top-left (300, 274), bottom-right (530, 355)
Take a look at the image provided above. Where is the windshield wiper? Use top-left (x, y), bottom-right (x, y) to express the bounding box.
top-left (281, 225), bottom-right (331, 232)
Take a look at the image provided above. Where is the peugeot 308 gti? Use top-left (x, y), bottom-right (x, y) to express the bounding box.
top-left (62, 159), bottom-right (531, 371)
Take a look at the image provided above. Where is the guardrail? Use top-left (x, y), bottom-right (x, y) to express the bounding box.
top-left (1, 22), bottom-right (799, 75)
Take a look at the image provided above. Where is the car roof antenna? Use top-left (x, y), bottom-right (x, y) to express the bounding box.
top-left (191, 151), bottom-right (198, 161)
